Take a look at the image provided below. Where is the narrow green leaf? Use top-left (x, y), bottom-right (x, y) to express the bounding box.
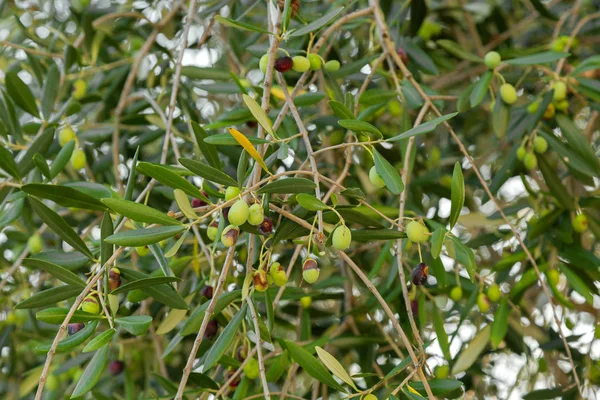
top-left (537, 156), bottom-right (574, 210)
top-left (559, 263), bottom-right (593, 304)
top-left (112, 277), bottom-right (182, 295)
top-left (203, 133), bottom-right (271, 146)
top-left (436, 39), bottom-right (483, 62)
top-left (470, 71), bottom-right (493, 107)
top-left (104, 225), bottom-right (185, 247)
top-left (285, 341), bottom-right (346, 392)
top-left (403, 40), bottom-right (439, 75)
top-left (448, 236), bottom-right (476, 282)
top-left (242, 94), bottom-right (273, 136)
top-left (490, 299), bottom-right (510, 349)
top-left (431, 227), bottom-right (446, 259)
top-left (83, 328), bottom-right (116, 353)
top-left (214, 15), bottom-right (270, 34)
top-left (15, 285), bottom-right (82, 309)
top-left (115, 315), bottom-right (152, 336)
top-left (137, 162), bottom-right (205, 200)
top-left (17, 127), bottom-right (55, 177)
top-left (36, 307), bottom-right (106, 324)
top-left (28, 197), bottom-right (94, 259)
top-left (100, 211), bottom-right (114, 268)
top-left (191, 122), bottom-right (221, 169)
top-left (164, 229), bottom-right (188, 258)
top-left (23, 183), bottom-right (107, 211)
top-left (202, 304), bottom-right (248, 372)
top-left (296, 193), bottom-right (328, 211)
top-left (451, 325), bottom-right (491, 375)
top-left (373, 149), bottom-right (404, 195)
top-left (22, 258), bottom-right (86, 287)
top-left (328, 100), bottom-right (355, 120)
top-left (118, 268), bottom-right (188, 310)
top-left (505, 51), bottom-right (568, 65)
top-left (179, 157), bottom-right (238, 187)
top-left (36, 321), bottom-right (98, 352)
top-left (387, 113), bottom-right (458, 142)
top-left (555, 114), bottom-right (600, 174)
top-left (181, 67), bottom-right (232, 81)
top-left (529, 0), bottom-right (558, 19)
top-left (350, 229), bottom-right (407, 241)
top-left (0, 146), bottom-right (21, 179)
top-left (33, 153), bottom-right (52, 179)
top-left (42, 63), bottom-right (60, 119)
top-left (180, 290), bottom-right (241, 336)
top-left (102, 198), bottom-right (181, 226)
top-left (258, 178), bottom-right (316, 194)
top-left (338, 119), bottom-right (383, 139)
top-left (290, 7), bottom-right (344, 37)
top-left (432, 307), bottom-right (450, 360)
top-left (50, 140), bottom-right (75, 178)
top-left (5, 71), bottom-right (40, 117)
top-left (315, 346), bottom-right (358, 390)
top-left (174, 189), bottom-right (198, 220)
top-left (71, 344), bottom-right (109, 398)
top-left (449, 162), bottom-right (465, 228)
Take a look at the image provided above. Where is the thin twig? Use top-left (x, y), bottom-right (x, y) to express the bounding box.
top-left (247, 298), bottom-right (271, 400)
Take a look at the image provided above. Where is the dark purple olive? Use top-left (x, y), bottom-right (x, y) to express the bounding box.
top-left (411, 262), bottom-right (428, 286)
top-left (192, 191), bottom-right (209, 208)
top-left (274, 56), bottom-right (293, 72)
top-left (200, 285), bottom-right (214, 299)
top-left (109, 360), bottom-right (124, 375)
top-left (68, 322), bottom-right (85, 335)
top-left (108, 267), bottom-right (121, 291)
top-left (258, 216), bottom-right (273, 235)
top-left (204, 319), bottom-right (218, 340)
top-left (246, 120), bottom-right (258, 128)
top-left (225, 369), bottom-right (241, 387)
top-left (411, 299), bottom-right (419, 315)
top-left (236, 345), bottom-right (247, 362)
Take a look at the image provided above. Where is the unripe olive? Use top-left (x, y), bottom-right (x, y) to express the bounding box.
top-left (477, 293), bottom-right (490, 312)
top-left (487, 283), bottom-right (502, 302)
top-left (59, 127), bottom-right (76, 147)
top-left (332, 225), bottom-right (352, 250)
top-left (434, 365), bottom-right (450, 379)
top-left (81, 295), bottom-right (100, 315)
top-left (406, 221), bottom-right (429, 243)
top-left (221, 225), bottom-right (239, 247)
top-left (136, 246), bottom-right (150, 256)
top-left (236, 346), bottom-right (247, 361)
top-left (108, 267), bottom-right (121, 291)
top-left (527, 101), bottom-right (539, 114)
top-left (572, 214), bottom-right (588, 233)
top-left (533, 136), bottom-right (548, 154)
top-left (228, 199), bottom-right (249, 226)
top-left (543, 103), bottom-right (555, 119)
top-left (324, 60), bottom-right (340, 72)
top-left (555, 99), bottom-right (569, 111)
top-left (307, 53), bottom-right (322, 70)
top-left (225, 186), bottom-right (241, 201)
top-left (369, 166), bottom-right (386, 188)
top-left (523, 153), bottom-right (537, 170)
top-left (253, 269), bottom-right (269, 292)
top-left (70, 149), bottom-right (87, 170)
top-left (484, 51), bottom-right (501, 69)
top-left (363, 395), bottom-right (378, 400)
top-left (269, 262), bottom-right (288, 286)
top-left (500, 83), bottom-right (518, 105)
top-left (248, 203), bottom-right (264, 226)
top-left (449, 286), bottom-right (463, 301)
top-left (300, 296), bottom-right (312, 308)
top-left (259, 54), bottom-right (269, 74)
top-left (516, 146), bottom-right (527, 161)
top-left (207, 220), bottom-right (219, 241)
top-left (553, 81), bottom-right (567, 101)
top-left (302, 258), bottom-right (320, 284)
top-left (27, 234), bottom-right (43, 254)
top-left (547, 269), bottom-right (560, 285)
top-left (244, 358), bottom-right (260, 379)
top-left (292, 56), bottom-right (311, 72)
top-left (73, 79), bottom-right (87, 100)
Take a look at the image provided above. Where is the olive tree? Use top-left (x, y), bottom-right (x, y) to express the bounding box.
top-left (1, 0), bottom-right (599, 399)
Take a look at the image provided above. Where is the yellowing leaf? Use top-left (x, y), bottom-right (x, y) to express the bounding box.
top-left (174, 189), bottom-right (198, 220)
top-left (315, 346), bottom-right (358, 391)
top-left (228, 128), bottom-right (271, 175)
top-left (242, 94), bottom-right (274, 136)
top-left (451, 325), bottom-right (491, 375)
top-left (271, 86), bottom-right (306, 101)
top-left (156, 295), bottom-right (192, 335)
top-left (407, 384), bottom-right (422, 395)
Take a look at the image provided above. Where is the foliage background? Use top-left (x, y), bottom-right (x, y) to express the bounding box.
top-left (0, 0), bottom-right (599, 399)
